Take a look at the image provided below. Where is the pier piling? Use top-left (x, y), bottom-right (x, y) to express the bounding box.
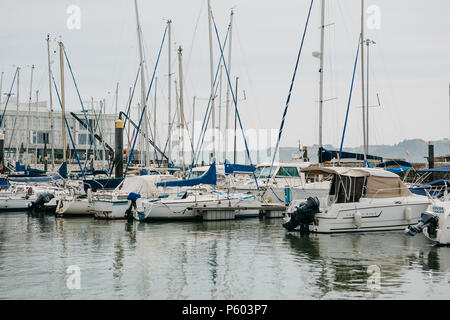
top-left (115, 119), bottom-right (124, 178)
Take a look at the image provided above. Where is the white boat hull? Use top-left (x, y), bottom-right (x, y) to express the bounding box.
top-left (311, 198), bottom-right (430, 233)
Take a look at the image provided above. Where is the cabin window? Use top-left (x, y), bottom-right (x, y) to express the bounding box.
top-left (276, 167), bottom-right (299, 177)
top-left (329, 174), bottom-right (366, 203)
top-left (254, 166), bottom-right (277, 178)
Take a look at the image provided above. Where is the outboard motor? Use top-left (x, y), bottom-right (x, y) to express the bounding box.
top-left (125, 192), bottom-right (141, 222)
top-left (30, 192), bottom-right (55, 211)
top-left (406, 212), bottom-right (439, 237)
top-left (282, 196), bottom-right (320, 234)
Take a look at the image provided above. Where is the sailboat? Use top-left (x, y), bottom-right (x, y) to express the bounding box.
top-left (134, 162), bottom-right (260, 221)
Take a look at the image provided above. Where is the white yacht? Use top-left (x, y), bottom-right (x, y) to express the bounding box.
top-left (232, 162), bottom-right (330, 203)
top-left (55, 174), bottom-right (173, 218)
top-left (283, 167), bottom-right (431, 233)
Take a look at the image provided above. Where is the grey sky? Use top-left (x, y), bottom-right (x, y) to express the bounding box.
top-left (0, 0), bottom-right (449, 150)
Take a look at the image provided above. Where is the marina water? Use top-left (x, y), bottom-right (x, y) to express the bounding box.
top-left (0, 212), bottom-right (449, 299)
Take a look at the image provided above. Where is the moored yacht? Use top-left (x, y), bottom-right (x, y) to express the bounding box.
top-left (283, 167), bottom-right (431, 233)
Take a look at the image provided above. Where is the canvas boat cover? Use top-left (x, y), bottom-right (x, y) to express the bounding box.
top-left (115, 175), bottom-right (161, 198)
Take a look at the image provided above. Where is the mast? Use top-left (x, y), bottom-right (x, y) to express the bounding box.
top-left (15, 68), bottom-right (19, 162)
top-left (134, 0), bottom-right (149, 167)
top-left (207, 0), bottom-right (216, 159)
top-left (224, 9), bottom-right (233, 162)
top-left (177, 46), bottom-right (186, 177)
top-left (34, 90), bottom-right (38, 167)
top-left (167, 19), bottom-right (172, 165)
top-left (46, 34), bottom-right (55, 169)
top-left (218, 64), bottom-right (223, 163)
top-left (192, 96), bottom-right (196, 165)
top-left (59, 42), bottom-right (67, 163)
top-left (365, 38), bottom-right (375, 156)
top-left (233, 77), bottom-right (238, 164)
top-left (318, 0), bottom-right (325, 163)
top-left (26, 64), bottom-right (34, 166)
top-left (153, 76), bottom-right (157, 163)
top-left (360, 0), bottom-right (367, 164)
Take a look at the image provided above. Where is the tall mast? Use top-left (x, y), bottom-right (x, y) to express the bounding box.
top-left (26, 65), bottom-right (34, 166)
top-left (177, 46), bottom-right (186, 177)
top-left (34, 90), bottom-right (38, 167)
top-left (233, 77), bottom-right (238, 164)
top-left (365, 39), bottom-right (375, 156)
top-left (218, 64), bottom-right (223, 163)
top-left (167, 19), bottom-right (172, 165)
top-left (134, 0), bottom-right (148, 166)
top-left (224, 9), bottom-right (233, 162)
top-left (15, 68), bottom-right (20, 162)
top-left (207, 0), bottom-right (216, 159)
top-left (59, 42), bottom-right (67, 163)
top-left (360, 0), bottom-right (367, 164)
top-left (46, 34), bottom-right (55, 169)
top-left (153, 76), bottom-right (157, 163)
top-left (192, 96), bottom-right (196, 165)
top-left (318, 0), bottom-right (325, 162)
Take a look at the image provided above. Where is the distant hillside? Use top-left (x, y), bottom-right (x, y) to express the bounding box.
top-left (278, 138), bottom-right (450, 163)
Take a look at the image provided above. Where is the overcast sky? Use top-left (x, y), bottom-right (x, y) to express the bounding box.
top-left (0, 0), bottom-right (449, 150)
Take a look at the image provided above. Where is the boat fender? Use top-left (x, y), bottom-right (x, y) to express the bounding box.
top-left (27, 187), bottom-right (33, 196)
top-left (87, 188), bottom-right (93, 203)
top-left (404, 207), bottom-right (412, 222)
top-left (354, 211), bottom-right (362, 228)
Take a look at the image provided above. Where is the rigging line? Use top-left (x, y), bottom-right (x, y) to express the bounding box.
top-left (63, 47), bottom-right (103, 170)
top-left (184, 0), bottom-right (204, 83)
top-left (142, 25), bottom-right (168, 147)
top-left (193, 67), bottom-right (223, 166)
top-left (161, 107), bottom-right (178, 165)
top-left (211, 13), bottom-right (259, 190)
top-left (188, 24), bottom-right (231, 176)
top-left (51, 73), bottom-right (86, 180)
top-left (339, 36), bottom-right (361, 165)
top-left (266, 0), bottom-right (314, 184)
top-left (0, 68), bottom-right (18, 128)
top-left (124, 104), bottom-right (146, 176)
top-left (123, 63), bottom-right (141, 128)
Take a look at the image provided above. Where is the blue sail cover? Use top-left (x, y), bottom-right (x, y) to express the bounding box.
top-left (418, 166), bottom-right (450, 174)
top-left (224, 160), bottom-right (255, 175)
top-left (157, 162), bottom-right (217, 187)
top-left (377, 160), bottom-right (412, 168)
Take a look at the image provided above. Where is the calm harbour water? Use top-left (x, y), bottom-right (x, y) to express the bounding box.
top-left (0, 211), bottom-right (449, 300)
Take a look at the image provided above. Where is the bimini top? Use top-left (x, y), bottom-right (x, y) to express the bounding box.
top-left (301, 166), bottom-right (400, 178)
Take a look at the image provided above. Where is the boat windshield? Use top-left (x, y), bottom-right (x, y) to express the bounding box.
top-left (254, 166), bottom-right (277, 179)
top-left (190, 171), bottom-right (206, 178)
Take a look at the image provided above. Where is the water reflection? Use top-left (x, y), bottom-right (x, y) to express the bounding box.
top-left (0, 213), bottom-right (448, 299)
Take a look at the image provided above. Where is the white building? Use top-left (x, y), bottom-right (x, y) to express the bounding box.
top-left (0, 98), bottom-right (116, 166)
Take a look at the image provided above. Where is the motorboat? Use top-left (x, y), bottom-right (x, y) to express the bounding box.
top-left (406, 197), bottom-right (450, 245)
top-left (282, 167), bottom-right (431, 234)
